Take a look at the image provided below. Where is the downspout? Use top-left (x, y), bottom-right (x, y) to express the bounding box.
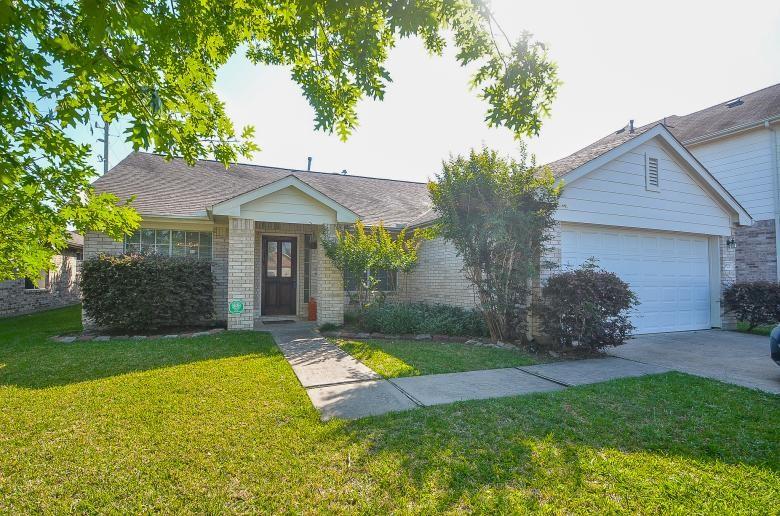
top-left (768, 120), bottom-right (780, 281)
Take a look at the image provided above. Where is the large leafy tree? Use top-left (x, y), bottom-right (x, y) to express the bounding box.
top-left (0, 0), bottom-right (559, 281)
top-left (429, 147), bottom-right (561, 341)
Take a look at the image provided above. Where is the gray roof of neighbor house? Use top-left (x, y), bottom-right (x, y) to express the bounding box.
top-left (93, 152), bottom-right (432, 226)
top-left (67, 231), bottom-right (83, 249)
top-left (546, 83), bottom-right (780, 179)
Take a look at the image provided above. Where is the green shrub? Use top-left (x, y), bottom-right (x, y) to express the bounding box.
top-left (82, 254), bottom-right (214, 332)
top-left (357, 302), bottom-right (488, 337)
top-left (533, 260), bottom-right (638, 351)
top-left (319, 322), bottom-right (339, 332)
top-left (723, 281), bottom-right (780, 330)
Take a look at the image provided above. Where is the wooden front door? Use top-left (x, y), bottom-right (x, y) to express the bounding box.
top-left (262, 237), bottom-right (297, 316)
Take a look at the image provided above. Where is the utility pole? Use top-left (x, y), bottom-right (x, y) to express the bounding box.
top-left (96, 120), bottom-right (110, 174)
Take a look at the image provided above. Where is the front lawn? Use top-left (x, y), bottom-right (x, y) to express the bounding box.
top-left (1, 307), bottom-right (778, 513)
top-left (334, 338), bottom-right (538, 377)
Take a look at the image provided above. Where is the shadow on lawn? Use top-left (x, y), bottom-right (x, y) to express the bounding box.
top-left (336, 372), bottom-right (779, 512)
top-left (0, 332), bottom-right (278, 389)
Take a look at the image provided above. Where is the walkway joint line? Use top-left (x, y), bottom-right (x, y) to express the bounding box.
top-left (515, 366), bottom-right (573, 387)
top-left (387, 379), bottom-right (425, 407)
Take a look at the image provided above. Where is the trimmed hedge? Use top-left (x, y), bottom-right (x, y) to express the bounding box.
top-left (533, 261), bottom-right (638, 351)
top-left (723, 281), bottom-right (780, 330)
top-left (355, 302), bottom-right (489, 337)
top-left (82, 254), bottom-right (214, 332)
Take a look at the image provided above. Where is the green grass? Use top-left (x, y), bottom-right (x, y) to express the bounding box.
top-left (335, 338), bottom-right (539, 377)
top-left (736, 321), bottom-right (775, 336)
top-left (1, 307), bottom-right (779, 513)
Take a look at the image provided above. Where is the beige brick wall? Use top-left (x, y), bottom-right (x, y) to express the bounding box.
top-left (316, 224), bottom-right (344, 324)
top-left (213, 225), bottom-right (229, 321)
top-left (397, 236), bottom-right (478, 309)
top-left (0, 251), bottom-right (82, 318)
top-left (227, 217), bottom-right (255, 330)
top-left (84, 231), bottom-right (123, 259)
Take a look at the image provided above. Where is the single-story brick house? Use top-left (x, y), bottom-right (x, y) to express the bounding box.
top-left (89, 123), bottom-right (750, 335)
top-left (1, 232), bottom-right (83, 318)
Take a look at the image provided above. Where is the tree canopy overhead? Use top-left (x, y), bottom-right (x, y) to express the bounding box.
top-left (0, 0), bottom-right (559, 281)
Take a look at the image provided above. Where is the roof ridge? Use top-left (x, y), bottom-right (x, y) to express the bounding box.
top-left (134, 151), bottom-right (428, 186)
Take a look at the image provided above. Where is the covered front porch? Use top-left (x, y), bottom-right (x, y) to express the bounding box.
top-left (210, 175), bottom-right (357, 330)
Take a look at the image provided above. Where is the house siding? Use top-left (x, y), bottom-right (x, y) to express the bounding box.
top-left (555, 139), bottom-right (733, 236)
top-left (688, 127), bottom-right (776, 221)
top-left (240, 186), bottom-right (336, 225)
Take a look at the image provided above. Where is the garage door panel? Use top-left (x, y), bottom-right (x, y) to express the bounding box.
top-left (560, 225), bottom-right (711, 334)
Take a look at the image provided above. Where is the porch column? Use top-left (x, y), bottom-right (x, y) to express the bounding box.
top-left (316, 224), bottom-right (344, 325)
top-left (227, 217), bottom-right (255, 330)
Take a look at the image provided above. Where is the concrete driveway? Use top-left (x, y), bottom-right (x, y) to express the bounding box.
top-left (608, 330), bottom-right (780, 394)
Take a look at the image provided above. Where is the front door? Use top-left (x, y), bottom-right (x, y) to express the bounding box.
top-left (262, 236), bottom-right (297, 316)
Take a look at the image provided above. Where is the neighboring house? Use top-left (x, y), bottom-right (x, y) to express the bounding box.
top-left (90, 121), bottom-right (750, 335)
top-left (0, 232), bottom-right (83, 318)
top-left (660, 83), bottom-right (780, 282)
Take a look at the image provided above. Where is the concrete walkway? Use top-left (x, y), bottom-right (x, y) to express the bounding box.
top-left (266, 323), bottom-right (417, 419)
top-left (266, 323), bottom-right (672, 420)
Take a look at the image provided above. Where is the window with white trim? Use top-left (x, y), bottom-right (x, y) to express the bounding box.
top-left (124, 229), bottom-right (213, 260)
top-left (645, 154), bottom-right (660, 192)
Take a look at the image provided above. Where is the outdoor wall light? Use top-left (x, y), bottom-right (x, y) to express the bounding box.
top-left (726, 238), bottom-right (736, 249)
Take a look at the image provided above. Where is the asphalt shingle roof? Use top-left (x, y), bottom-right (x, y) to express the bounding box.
top-left (545, 123), bottom-right (656, 178)
top-left (664, 82), bottom-right (780, 143)
top-left (545, 83), bottom-right (780, 178)
top-left (93, 152), bottom-right (432, 226)
top-left (95, 84), bottom-right (779, 224)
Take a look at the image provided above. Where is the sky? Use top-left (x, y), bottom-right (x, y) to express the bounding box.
top-left (91, 0), bottom-right (780, 184)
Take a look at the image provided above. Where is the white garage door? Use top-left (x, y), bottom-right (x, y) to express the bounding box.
top-left (560, 225), bottom-right (711, 334)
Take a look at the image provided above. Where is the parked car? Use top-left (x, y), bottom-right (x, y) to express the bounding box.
top-left (770, 326), bottom-right (780, 366)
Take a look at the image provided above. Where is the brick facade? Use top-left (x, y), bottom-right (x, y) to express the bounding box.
top-left (0, 250), bottom-right (82, 318)
top-left (84, 231), bottom-right (123, 259)
top-left (213, 225), bottom-right (229, 321)
top-left (397, 236), bottom-right (478, 309)
top-left (734, 219), bottom-right (777, 282)
top-left (315, 224), bottom-right (345, 325)
top-left (227, 217), bottom-right (255, 330)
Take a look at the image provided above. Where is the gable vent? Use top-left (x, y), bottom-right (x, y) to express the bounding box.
top-left (645, 155), bottom-right (660, 191)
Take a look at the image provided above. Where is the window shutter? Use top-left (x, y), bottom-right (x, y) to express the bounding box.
top-left (645, 154), bottom-right (660, 191)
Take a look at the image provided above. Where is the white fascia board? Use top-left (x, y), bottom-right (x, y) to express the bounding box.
top-left (211, 174), bottom-right (358, 223)
top-left (556, 124), bottom-right (752, 226)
